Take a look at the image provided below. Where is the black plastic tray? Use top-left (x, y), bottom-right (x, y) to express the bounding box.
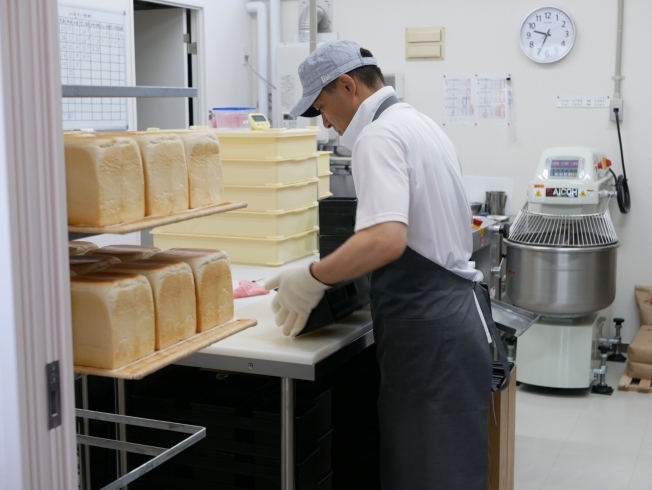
top-left (296, 382), bottom-right (332, 437)
top-left (253, 399), bottom-right (319, 462)
top-left (190, 391), bottom-right (259, 416)
top-left (300, 275), bottom-right (370, 336)
top-left (318, 197), bottom-right (357, 236)
top-left (318, 235), bottom-right (349, 259)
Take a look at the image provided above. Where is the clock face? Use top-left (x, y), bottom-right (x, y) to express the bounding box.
top-left (520, 7), bottom-right (575, 63)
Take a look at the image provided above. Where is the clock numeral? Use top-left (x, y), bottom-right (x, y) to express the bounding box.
top-left (536, 15), bottom-right (541, 21)
top-left (529, 22), bottom-right (536, 29)
top-left (556, 14), bottom-right (559, 20)
top-left (545, 50), bottom-right (550, 58)
top-left (529, 41), bottom-right (534, 48)
top-left (545, 12), bottom-right (551, 19)
top-left (562, 40), bottom-right (566, 46)
top-left (565, 30), bottom-right (570, 37)
top-left (526, 32), bottom-right (531, 39)
top-left (555, 48), bottom-right (559, 54)
top-left (562, 21), bottom-right (567, 27)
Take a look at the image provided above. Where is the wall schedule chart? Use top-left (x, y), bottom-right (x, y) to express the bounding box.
top-left (59, 4), bottom-right (128, 131)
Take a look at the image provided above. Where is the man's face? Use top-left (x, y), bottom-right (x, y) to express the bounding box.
top-left (312, 75), bottom-right (362, 136)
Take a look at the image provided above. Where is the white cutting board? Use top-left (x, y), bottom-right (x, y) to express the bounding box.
top-left (200, 293), bottom-right (373, 365)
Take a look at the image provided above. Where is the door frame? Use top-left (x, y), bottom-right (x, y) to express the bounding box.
top-left (0, 0), bottom-right (78, 488)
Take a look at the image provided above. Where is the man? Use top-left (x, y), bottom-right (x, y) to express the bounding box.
top-left (266, 40), bottom-right (506, 489)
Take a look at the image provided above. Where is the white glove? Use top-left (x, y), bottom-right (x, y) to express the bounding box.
top-left (265, 265), bottom-right (330, 337)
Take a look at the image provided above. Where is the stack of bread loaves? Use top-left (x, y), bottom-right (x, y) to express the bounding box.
top-left (152, 128), bottom-right (322, 266)
top-left (64, 129), bottom-right (224, 227)
top-left (69, 241), bottom-right (234, 370)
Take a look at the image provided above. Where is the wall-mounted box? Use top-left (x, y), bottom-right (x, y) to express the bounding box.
top-left (406, 27), bottom-right (445, 61)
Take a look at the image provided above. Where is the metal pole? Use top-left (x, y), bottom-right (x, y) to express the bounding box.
top-left (81, 375), bottom-right (91, 490)
top-left (309, 0), bottom-right (318, 127)
top-left (614, 0), bottom-right (625, 98)
top-left (115, 379), bottom-right (128, 487)
top-left (280, 378), bottom-right (295, 490)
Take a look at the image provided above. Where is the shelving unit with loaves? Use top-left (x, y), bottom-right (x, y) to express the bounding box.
top-left (65, 125), bottom-right (256, 378)
top-left (61, 85), bottom-right (261, 489)
top-left (152, 127), bottom-right (327, 267)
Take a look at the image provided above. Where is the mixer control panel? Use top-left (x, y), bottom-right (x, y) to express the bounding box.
top-left (529, 147), bottom-right (612, 208)
top-left (549, 159), bottom-right (580, 178)
top-left (545, 157), bottom-right (584, 179)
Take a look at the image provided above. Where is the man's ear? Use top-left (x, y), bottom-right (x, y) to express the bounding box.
top-left (339, 74), bottom-right (357, 96)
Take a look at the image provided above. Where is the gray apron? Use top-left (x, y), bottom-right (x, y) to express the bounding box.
top-left (369, 97), bottom-right (509, 490)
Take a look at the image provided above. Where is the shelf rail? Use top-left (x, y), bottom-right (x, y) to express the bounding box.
top-left (76, 408), bottom-right (206, 490)
top-left (62, 85), bottom-right (197, 98)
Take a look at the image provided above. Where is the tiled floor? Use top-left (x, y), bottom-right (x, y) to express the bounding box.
top-left (515, 361), bottom-right (652, 490)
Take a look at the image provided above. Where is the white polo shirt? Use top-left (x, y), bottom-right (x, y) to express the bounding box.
top-left (340, 86), bottom-right (476, 281)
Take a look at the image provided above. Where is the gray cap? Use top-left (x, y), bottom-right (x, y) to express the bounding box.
top-left (289, 40), bottom-right (378, 118)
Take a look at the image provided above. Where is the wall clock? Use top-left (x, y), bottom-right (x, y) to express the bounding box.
top-left (520, 7), bottom-right (575, 63)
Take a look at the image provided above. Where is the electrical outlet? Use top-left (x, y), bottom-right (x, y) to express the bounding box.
top-left (609, 98), bottom-right (623, 122)
top-left (242, 45), bottom-right (249, 66)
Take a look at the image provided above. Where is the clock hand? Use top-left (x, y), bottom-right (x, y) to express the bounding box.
top-left (537, 29), bottom-right (551, 54)
top-left (533, 30), bottom-right (548, 36)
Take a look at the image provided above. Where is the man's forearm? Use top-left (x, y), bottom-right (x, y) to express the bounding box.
top-left (311, 221), bottom-right (407, 285)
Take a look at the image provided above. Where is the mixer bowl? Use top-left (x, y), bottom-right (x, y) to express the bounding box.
top-left (505, 240), bottom-right (618, 317)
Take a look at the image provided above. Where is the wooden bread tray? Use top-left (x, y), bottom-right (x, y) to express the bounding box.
top-left (68, 201), bottom-right (247, 235)
top-left (74, 318), bottom-right (257, 380)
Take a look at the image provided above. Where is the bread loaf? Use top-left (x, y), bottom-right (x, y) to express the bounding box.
top-left (65, 134), bottom-right (145, 226)
top-left (93, 244), bottom-right (161, 262)
top-left (69, 240), bottom-right (98, 256)
top-left (131, 133), bottom-right (189, 216)
top-left (71, 272), bottom-right (155, 369)
top-left (109, 260), bottom-right (197, 349)
top-left (70, 254), bottom-right (120, 275)
top-left (155, 248), bottom-right (234, 331)
top-left (176, 131), bottom-right (224, 208)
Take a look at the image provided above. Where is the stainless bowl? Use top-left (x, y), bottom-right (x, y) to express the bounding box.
top-left (504, 240), bottom-right (619, 317)
top-left (470, 202), bottom-right (483, 215)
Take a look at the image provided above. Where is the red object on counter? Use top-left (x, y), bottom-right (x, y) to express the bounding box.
top-left (233, 280), bottom-right (270, 299)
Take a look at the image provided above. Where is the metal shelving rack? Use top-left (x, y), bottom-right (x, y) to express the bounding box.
top-left (62, 85), bottom-right (197, 98)
top-left (66, 84), bottom-right (206, 490)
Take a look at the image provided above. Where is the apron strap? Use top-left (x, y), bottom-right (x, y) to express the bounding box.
top-left (473, 282), bottom-right (512, 392)
top-left (372, 95), bottom-right (401, 121)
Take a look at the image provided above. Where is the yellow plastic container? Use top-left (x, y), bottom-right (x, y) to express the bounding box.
top-left (153, 204), bottom-right (319, 239)
top-left (214, 128), bottom-right (319, 160)
top-left (223, 179), bottom-right (318, 212)
top-left (152, 229), bottom-right (319, 267)
top-left (319, 174), bottom-right (333, 198)
top-left (222, 154), bottom-right (318, 186)
top-left (317, 151), bottom-right (331, 176)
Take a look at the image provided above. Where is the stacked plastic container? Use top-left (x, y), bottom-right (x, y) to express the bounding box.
top-left (317, 151), bottom-right (333, 199)
top-left (152, 128), bottom-right (321, 266)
